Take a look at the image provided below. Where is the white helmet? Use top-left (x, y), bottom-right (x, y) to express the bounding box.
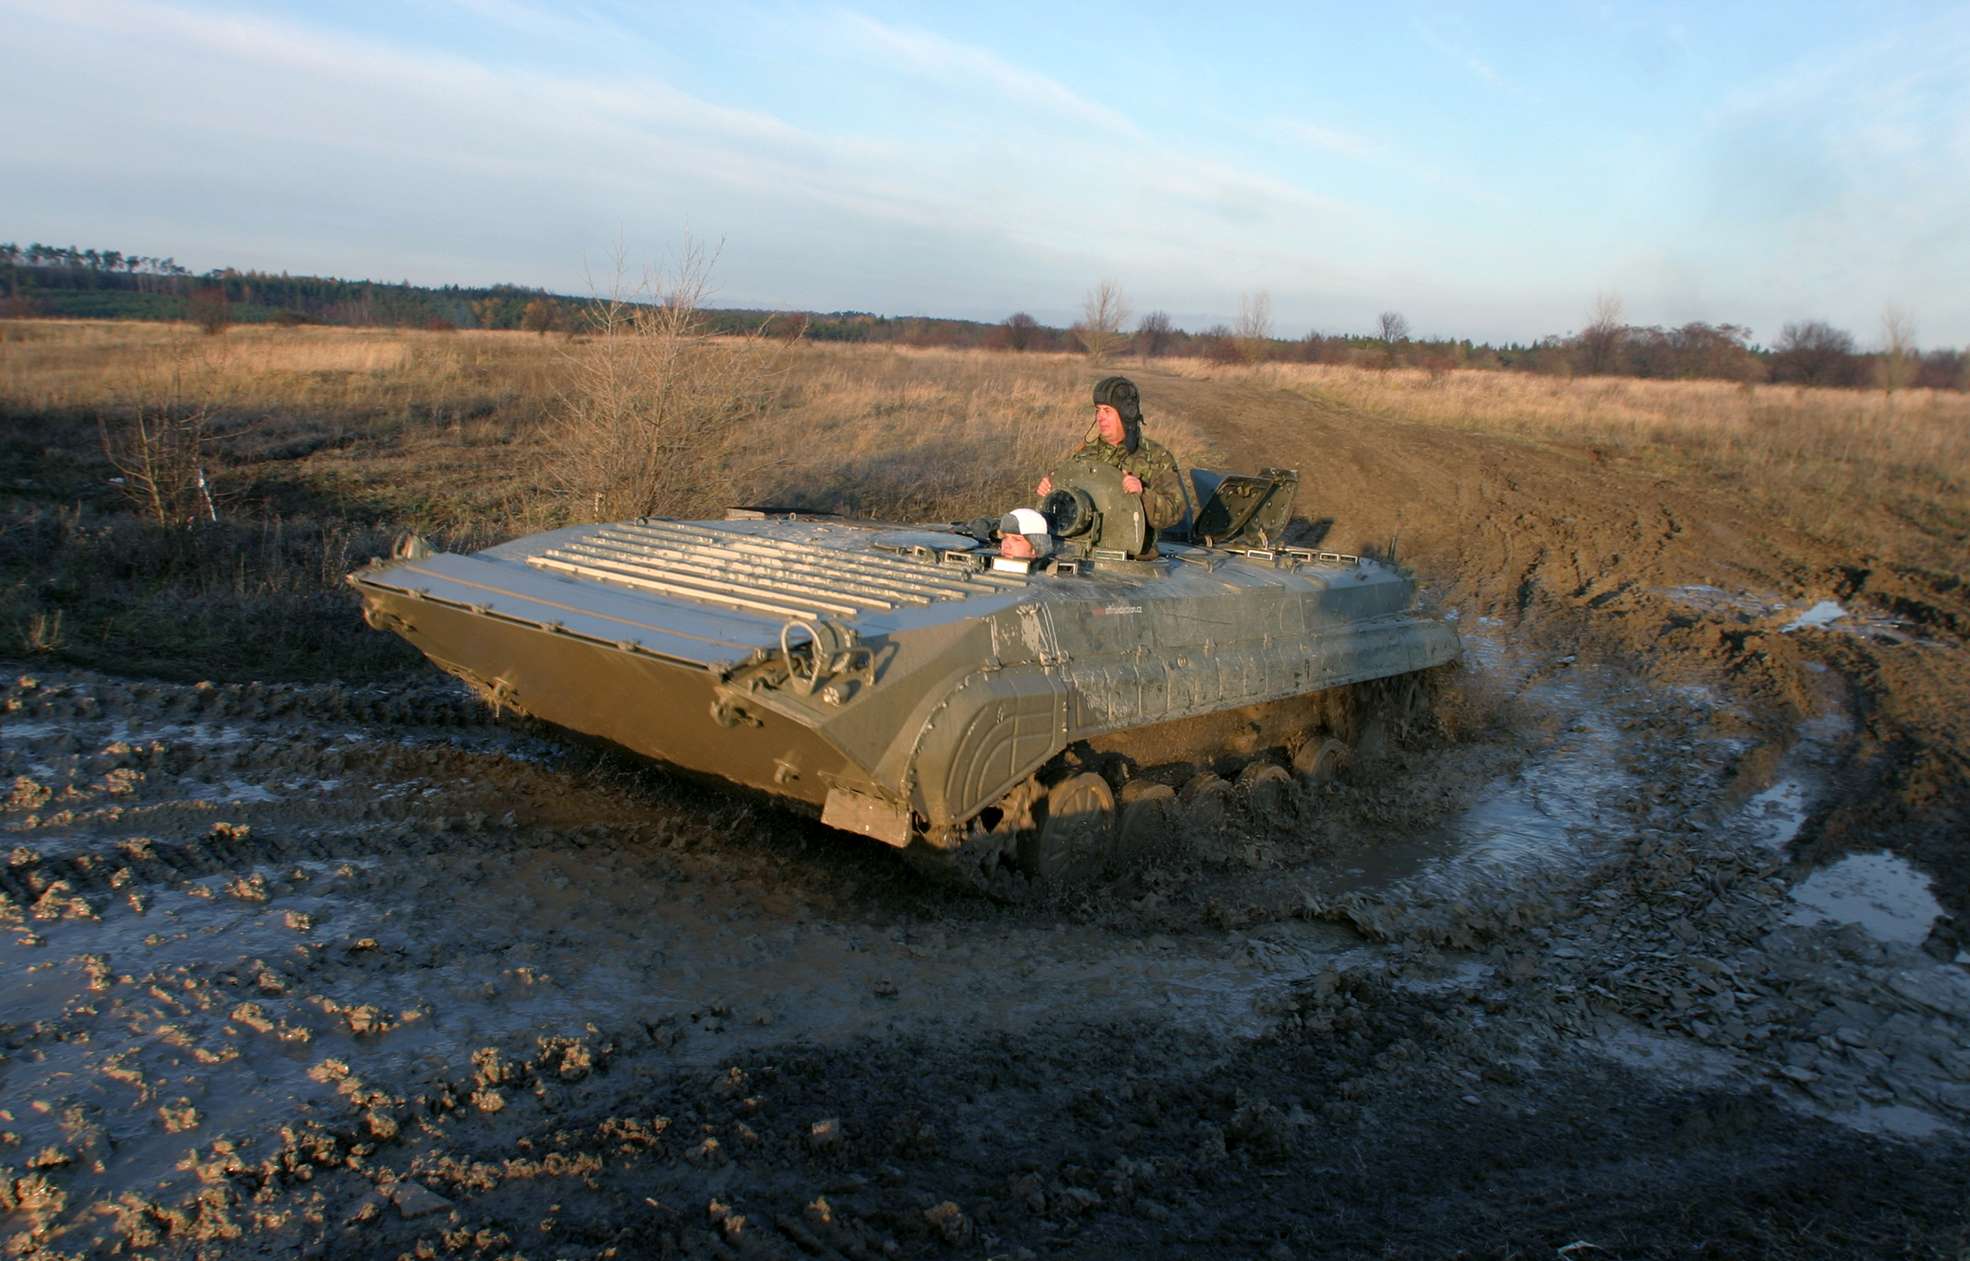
top-left (998, 507), bottom-right (1055, 556)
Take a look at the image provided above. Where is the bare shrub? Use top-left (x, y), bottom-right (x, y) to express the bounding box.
top-left (537, 240), bottom-right (794, 523)
top-left (1576, 292), bottom-right (1625, 375)
top-left (1234, 291), bottom-right (1273, 363)
top-left (1136, 310), bottom-right (1174, 358)
top-left (99, 344), bottom-right (224, 525)
top-left (1879, 306), bottom-right (1917, 396)
top-left (18, 608), bottom-right (64, 656)
top-left (186, 287), bottom-right (230, 336)
top-left (100, 400), bottom-right (220, 524)
top-left (1074, 280), bottom-right (1131, 362)
top-left (1376, 311), bottom-right (1409, 368)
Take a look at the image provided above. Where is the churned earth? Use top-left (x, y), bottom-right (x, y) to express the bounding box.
top-left (5, 369), bottom-right (1969, 1258)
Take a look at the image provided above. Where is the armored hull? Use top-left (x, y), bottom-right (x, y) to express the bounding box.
top-left (350, 495), bottom-right (1458, 875)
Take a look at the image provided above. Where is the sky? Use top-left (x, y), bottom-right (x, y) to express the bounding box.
top-left (5, 0), bottom-right (1969, 347)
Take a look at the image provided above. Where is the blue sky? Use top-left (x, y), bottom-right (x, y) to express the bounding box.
top-left (5, 0), bottom-right (1968, 345)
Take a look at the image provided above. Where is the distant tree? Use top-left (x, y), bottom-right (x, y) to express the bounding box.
top-left (1576, 291), bottom-right (1626, 375)
top-left (186, 286), bottom-right (230, 335)
top-left (1075, 280), bottom-right (1131, 362)
top-left (1199, 323), bottom-right (1242, 365)
top-left (1136, 310), bottom-right (1174, 358)
top-left (1878, 306), bottom-right (1917, 395)
top-left (1234, 291), bottom-right (1273, 363)
top-left (1000, 311), bottom-right (1040, 352)
top-left (1376, 311), bottom-right (1410, 367)
top-left (520, 296), bottom-right (561, 335)
top-left (1914, 348), bottom-right (1967, 392)
top-left (1773, 320), bottom-right (1858, 387)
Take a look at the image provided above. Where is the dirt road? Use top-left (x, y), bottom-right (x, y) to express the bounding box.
top-left (4, 372), bottom-right (1967, 1258)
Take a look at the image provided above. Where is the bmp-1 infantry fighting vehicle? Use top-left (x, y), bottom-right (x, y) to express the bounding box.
top-left (349, 458), bottom-right (1459, 882)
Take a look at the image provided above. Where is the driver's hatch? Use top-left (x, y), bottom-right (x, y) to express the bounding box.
top-left (1187, 467), bottom-right (1300, 547)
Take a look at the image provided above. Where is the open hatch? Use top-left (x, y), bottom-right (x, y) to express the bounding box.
top-left (1185, 467), bottom-right (1300, 548)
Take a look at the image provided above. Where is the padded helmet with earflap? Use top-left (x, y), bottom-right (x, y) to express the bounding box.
top-left (1091, 376), bottom-right (1143, 451)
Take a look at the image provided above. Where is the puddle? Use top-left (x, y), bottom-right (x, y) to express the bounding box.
top-left (1819, 1102), bottom-right (1956, 1141)
top-left (1786, 852), bottom-right (1945, 945)
top-left (1381, 676), bottom-right (1633, 897)
top-left (1663, 584), bottom-right (1775, 619)
top-left (1782, 600), bottom-right (1847, 633)
top-left (196, 779), bottom-right (281, 804)
top-left (1744, 778), bottom-right (1811, 849)
top-left (1660, 585), bottom-right (1947, 649)
top-left (0, 719), bottom-right (260, 747)
top-left (1595, 1025), bottom-right (1741, 1086)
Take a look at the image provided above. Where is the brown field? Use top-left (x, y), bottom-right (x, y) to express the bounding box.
top-left (4, 315), bottom-right (1963, 858)
top-left (3, 318), bottom-right (1968, 1257)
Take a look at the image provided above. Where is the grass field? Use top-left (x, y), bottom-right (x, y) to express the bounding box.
top-left (2, 318), bottom-right (1965, 680)
top-left (1167, 357), bottom-right (1970, 539)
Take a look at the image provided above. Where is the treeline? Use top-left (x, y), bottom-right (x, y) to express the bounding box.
top-left (4, 242), bottom-right (1964, 390)
top-left (0, 242), bottom-right (566, 331)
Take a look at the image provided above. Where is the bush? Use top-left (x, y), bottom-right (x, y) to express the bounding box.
top-left (186, 286), bottom-right (230, 335)
top-left (538, 241), bottom-right (796, 522)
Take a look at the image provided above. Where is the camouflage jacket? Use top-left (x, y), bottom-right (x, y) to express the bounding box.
top-left (1049, 435), bottom-right (1188, 535)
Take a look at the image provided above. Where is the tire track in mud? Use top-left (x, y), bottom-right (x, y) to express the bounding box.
top-left (6, 637), bottom-right (1968, 1258)
top-left (1143, 367), bottom-right (1968, 926)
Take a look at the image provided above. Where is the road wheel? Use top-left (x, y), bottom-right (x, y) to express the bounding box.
top-left (1293, 737), bottom-right (1354, 785)
top-left (1238, 762), bottom-right (1295, 823)
top-left (1016, 772), bottom-right (1114, 885)
top-left (1180, 771), bottom-right (1233, 832)
top-left (1115, 783), bottom-right (1177, 865)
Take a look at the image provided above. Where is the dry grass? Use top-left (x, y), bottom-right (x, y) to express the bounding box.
top-left (0, 322), bottom-right (1210, 679)
top-left (0, 322), bottom-right (1209, 527)
top-left (0, 319), bottom-right (553, 405)
top-left (1167, 358), bottom-right (1970, 530)
top-left (3, 317), bottom-right (1958, 679)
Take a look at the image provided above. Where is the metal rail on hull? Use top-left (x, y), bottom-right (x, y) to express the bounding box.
top-left (523, 520), bottom-right (1025, 625)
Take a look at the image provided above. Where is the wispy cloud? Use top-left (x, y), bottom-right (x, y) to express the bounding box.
top-left (1412, 18), bottom-right (1510, 91)
top-left (837, 12), bottom-right (1141, 138)
top-left (1272, 120), bottom-right (1382, 161)
top-left (440, 0), bottom-right (647, 51)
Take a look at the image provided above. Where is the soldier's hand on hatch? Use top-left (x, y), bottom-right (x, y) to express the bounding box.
top-left (1122, 473), bottom-right (1143, 494)
top-left (1036, 475), bottom-right (1053, 496)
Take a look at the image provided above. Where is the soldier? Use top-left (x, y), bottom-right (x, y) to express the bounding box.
top-left (995, 507), bottom-right (1054, 563)
top-left (1036, 376), bottom-right (1187, 550)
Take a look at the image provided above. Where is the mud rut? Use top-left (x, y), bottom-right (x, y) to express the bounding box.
top-left (6, 389), bottom-right (1970, 1257)
top-left (3, 648), bottom-right (1964, 1257)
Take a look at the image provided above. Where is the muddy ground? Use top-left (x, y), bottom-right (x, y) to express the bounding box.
top-left (4, 369), bottom-right (1968, 1258)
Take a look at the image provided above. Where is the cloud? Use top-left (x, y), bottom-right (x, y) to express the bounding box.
top-left (836, 12), bottom-right (1141, 138)
top-left (1688, 12), bottom-right (1970, 335)
top-left (438, 0), bottom-right (647, 52)
top-left (1272, 120), bottom-right (1381, 161)
top-left (1412, 18), bottom-right (1512, 92)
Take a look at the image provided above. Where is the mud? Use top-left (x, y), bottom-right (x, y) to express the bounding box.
top-left (6, 369), bottom-right (1970, 1257)
top-left (2, 634), bottom-right (1965, 1259)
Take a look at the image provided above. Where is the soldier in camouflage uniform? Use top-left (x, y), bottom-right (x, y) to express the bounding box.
top-left (1037, 376), bottom-right (1188, 554)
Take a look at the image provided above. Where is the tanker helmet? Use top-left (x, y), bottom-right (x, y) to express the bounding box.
top-left (1092, 375), bottom-right (1142, 451)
